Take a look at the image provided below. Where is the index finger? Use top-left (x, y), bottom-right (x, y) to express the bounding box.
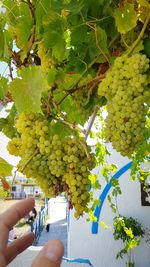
top-left (0, 198), bottom-right (35, 252)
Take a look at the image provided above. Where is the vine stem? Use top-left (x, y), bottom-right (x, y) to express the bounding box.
top-left (12, 168), bottom-right (17, 186)
top-left (8, 62), bottom-right (14, 81)
top-left (55, 117), bottom-right (86, 135)
top-left (58, 74), bottom-right (104, 106)
top-left (85, 105), bottom-right (99, 140)
top-left (78, 140), bottom-right (91, 159)
top-left (126, 14), bottom-right (150, 56)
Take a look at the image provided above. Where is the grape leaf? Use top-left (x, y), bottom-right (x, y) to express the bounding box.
top-left (71, 25), bottom-right (88, 45)
top-left (144, 36), bottom-right (150, 58)
top-left (52, 38), bottom-right (66, 62)
top-left (12, 3), bottom-right (33, 50)
top-left (49, 121), bottom-right (71, 139)
top-left (96, 27), bottom-right (108, 54)
top-left (0, 118), bottom-right (7, 131)
top-left (139, 0), bottom-right (150, 9)
top-left (0, 26), bottom-right (4, 59)
top-left (2, 0), bottom-right (19, 25)
top-left (114, 3), bottom-right (137, 34)
top-left (61, 96), bottom-right (86, 125)
top-left (47, 67), bottom-right (58, 86)
top-left (60, 73), bottom-right (81, 90)
top-left (9, 67), bottom-right (48, 113)
top-left (131, 40), bottom-right (144, 55)
top-left (0, 157), bottom-right (13, 177)
top-left (0, 77), bottom-right (8, 100)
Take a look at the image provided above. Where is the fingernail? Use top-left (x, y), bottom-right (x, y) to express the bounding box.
top-left (43, 240), bottom-right (64, 263)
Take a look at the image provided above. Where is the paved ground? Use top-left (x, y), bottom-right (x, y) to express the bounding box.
top-left (36, 198), bottom-right (68, 256)
top-left (37, 219), bottom-right (68, 256)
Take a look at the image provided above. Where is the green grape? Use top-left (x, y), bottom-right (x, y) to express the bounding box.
top-left (7, 137), bottom-right (21, 156)
top-left (98, 53), bottom-right (150, 157)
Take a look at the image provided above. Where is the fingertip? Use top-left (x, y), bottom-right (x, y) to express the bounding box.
top-left (43, 240), bottom-right (64, 263)
top-left (20, 197), bottom-right (35, 209)
top-left (25, 197), bottom-right (35, 206)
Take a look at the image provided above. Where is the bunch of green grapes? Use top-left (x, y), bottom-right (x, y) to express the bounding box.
top-left (10, 113), bottom-right (65, 197)
top-left (73, 90), bottom-right (91, 122)
top-left (98, 54), bottom-right (150, 157)
top-left (63, 137), bottom-right (95, 218)
top-left (7, 112), bottom-right (95, 217)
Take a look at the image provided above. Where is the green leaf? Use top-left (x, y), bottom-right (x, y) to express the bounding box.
top-left (13, 3), bottom-right (33, 50)
top-left (49, 121), bottom-right (71, 139)
top-left (60, 96), bottom-right (87, 125)
top-left (9, 67), bottom-right (48, 113)
top-left (111, 178), bottom-right (119, 187)
top-left (2, 0), bottom-right (19, 25)
top-left (52, 38), bottom-right (66, 61)
top-left (43, 16), bottom-right (66, 62)
top-left (144, 36), bottom-right (150, 58)
top-left (47, 67), bottom-right (58, 86)
top-left (0, 157), bottom-right (13, 177)
top-left (0, 118), bottom-right (7, 131)
top-left (114, 3), bottom-right (137, 34)
top-left (71, 25), bottom-right (88, 45)
top-left (0, 77), bottom-right (8, 100)
top-left (131, 40), bottom-right (144, 55)
top-left (0, 27), bottom-right (4, 59)
top-left (61, 73), bottom-right (81, 90)
top-left (96, 27), bottom-right (108, 54)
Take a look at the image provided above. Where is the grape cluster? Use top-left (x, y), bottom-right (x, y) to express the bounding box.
top-left (98, 54), bottom-right (150, 157)
top-left (7, 113), bottom-right (95, 217)
top-left (63, 137), bottom-right (95, 217)
top-left (73, 90), bottom-right (91, 123)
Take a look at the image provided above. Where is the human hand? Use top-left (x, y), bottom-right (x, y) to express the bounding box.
top-left (0, 198), bottom-right (64, 267)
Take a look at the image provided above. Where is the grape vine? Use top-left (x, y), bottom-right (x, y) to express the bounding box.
top-left (0, 0), bottom-right (149, 217)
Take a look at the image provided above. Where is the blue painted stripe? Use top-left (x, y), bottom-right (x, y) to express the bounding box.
top-left (92, 161), bottom-right (132, 234)
top-left (63, 257), bottom-right (93, 266)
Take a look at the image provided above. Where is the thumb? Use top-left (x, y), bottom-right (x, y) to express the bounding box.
top-left (31, 240), bottom-right (64, 267)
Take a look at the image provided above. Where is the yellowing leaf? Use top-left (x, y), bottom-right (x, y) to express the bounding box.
top-left (124, 227), bottom-right (134, 238)
top-left (139, 0), bottom-right (150, 9)
top-left (0, 157), bottom-right (13, 177)
top-left (114, 3), bottom-right (137, 34)
top-left (100, 220), bottom-right (111, 229)
top-left (9, 67), bottom-right (48, 113)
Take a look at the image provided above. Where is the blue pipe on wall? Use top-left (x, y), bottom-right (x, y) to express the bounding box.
top-left (92, 161), bottom-right (133, 234)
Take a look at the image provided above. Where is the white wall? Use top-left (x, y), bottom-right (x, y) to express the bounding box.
top-left (68, 146), bottom-right (150, 267)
